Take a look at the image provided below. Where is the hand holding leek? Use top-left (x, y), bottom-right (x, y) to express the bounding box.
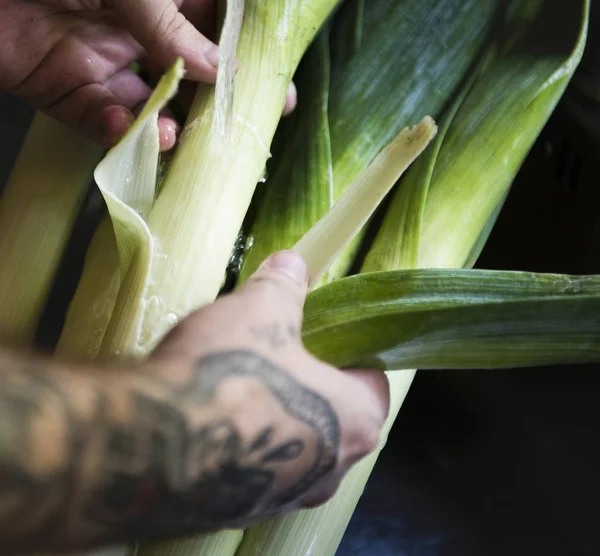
top-left (0, 250), bottom-right (389, 553)
top-left (0, 0), bottom-right (296, 150)
top-left (1, 1), bottom-right (598, 556)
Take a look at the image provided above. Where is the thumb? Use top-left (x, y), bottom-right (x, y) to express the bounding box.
top-left (237, 251), bottom-right (310, 324)
top-left (109, 0), bottom-right (220, 82)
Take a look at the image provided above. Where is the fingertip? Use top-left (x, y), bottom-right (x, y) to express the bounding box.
top-left (283, 82), bottom-right (297, 117)
top-left (260, 251), bottom-right (308, 288)
top-left (175, 40), bottom-right (220, 83)
top-left (112, 1), bottom-right (220, 84)
top-left (158, 117), bottom-right (180, 151)
top-left (239, 251), bottom-right (309, 314)
top-left (100, 105), bottom-right (135, 148)
top-left (203, 42), bottom-right (221, 71)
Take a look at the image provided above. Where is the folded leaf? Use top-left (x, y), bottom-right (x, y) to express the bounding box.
top-left (294, 117), bottom-right (437, 286)
top-left (58, 60), bottom-right (186, 357)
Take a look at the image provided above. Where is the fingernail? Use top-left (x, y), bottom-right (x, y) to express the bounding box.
top-left (159, 119), bottom-right (179, 151)
top-left (267, 251), bottom-right (308, 286)
top-left (283, 82), bottom-right (297, 116)
top-left (204, 43), bottom-right (220, 69)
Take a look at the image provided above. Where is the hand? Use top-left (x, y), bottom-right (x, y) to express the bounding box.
top-left (144, 251), bottom-right (390, 534)
top-left (0, 251), bottom-right (388, 552)
top-left (0, 0), bottom-right (297, 151)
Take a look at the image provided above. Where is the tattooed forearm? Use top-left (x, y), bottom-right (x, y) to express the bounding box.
top-left (0, 349), bottom-right (340, 553)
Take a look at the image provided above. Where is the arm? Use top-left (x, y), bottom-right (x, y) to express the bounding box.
top-left (0, 252), bottom-right (389, 553)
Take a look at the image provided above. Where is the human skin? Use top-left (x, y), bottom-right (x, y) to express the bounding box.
top-left (0, 251), bottom-right (390, 553)
top-left (0, 0), bottom-right (297, 150)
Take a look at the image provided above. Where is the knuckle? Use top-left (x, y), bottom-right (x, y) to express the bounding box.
top-left (345, 418), bottom-right (382, 462)
top-left (246, 271), bottom-right (304, 308)
top-left (154, 5), bottom-right (188, 47)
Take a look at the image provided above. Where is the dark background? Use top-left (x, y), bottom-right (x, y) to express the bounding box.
top-left (1, 7), bottom-right (600, 555)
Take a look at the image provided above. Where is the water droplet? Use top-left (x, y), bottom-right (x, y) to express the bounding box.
top-left (165, 313), bottom-right (178, 327)
top-left (258, 167), bottom-right (268, 183)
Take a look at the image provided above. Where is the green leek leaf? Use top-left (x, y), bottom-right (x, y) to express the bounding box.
top-left (303, 269), bottom-right (600, 370)
top-left (238, 32), bottom-right (334, 284)
top-left (366, 0), bottom-right (590, 271)
top-left (239, 0), bottom-right (496, 284)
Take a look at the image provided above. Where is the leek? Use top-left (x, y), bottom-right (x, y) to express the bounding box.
top-left (55, 217), bottom-right (121, 359)
top-left (239, 0), bottom-right (496, 283)
top-left (303, 269), bottom-right (600, 370)
top-left (60, 0), bottom-right (341, 361)
top-left (237, 0), bottom-right (590, 554)
top-left (0, 113), bottom-right (101, 345)
top-left (57, 2), bottom-right (341, 556)
top-left (293, 116), bottom-right (437, 286)
top-left (26, 1), bottom-right (590, 556)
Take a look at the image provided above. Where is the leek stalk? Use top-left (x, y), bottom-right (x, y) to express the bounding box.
top-left (0, 113), bottom-right (101, 345)
top-left (60, 0), bottom-right (341, 360)
top-left (57, 2), bottom-right (341, 556)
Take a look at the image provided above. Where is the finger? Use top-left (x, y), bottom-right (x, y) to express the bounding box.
top-left (158, 117), bottom-right (180, 151)
top-left (106, 68), bottom-right (155, 111)
top-left (335, 369), bottom-right (389, 465)
top-left (43, 82), bottom-right (132, 148)
top-left (236, 251), bottom-right (309, 325)
top-left (297, 374), bottom-right (390, 510)
top-left (44, 69), bottom-right (161, 147)
top-left (344, 369), bottom-right (391, 421)
top-left (108, 0), bottom-right (221, 82)
top-left (130, 95), bottom-right (181, 151)
top-left (46, 68), bottom-right (183, 150)
top-left (283, 82), bottom-right (298, 117)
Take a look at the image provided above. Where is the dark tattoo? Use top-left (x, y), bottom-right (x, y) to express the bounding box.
top-left (0, 350), bottom-right (340, 552)
top-left (0, 370), bottom-right (88, 544)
